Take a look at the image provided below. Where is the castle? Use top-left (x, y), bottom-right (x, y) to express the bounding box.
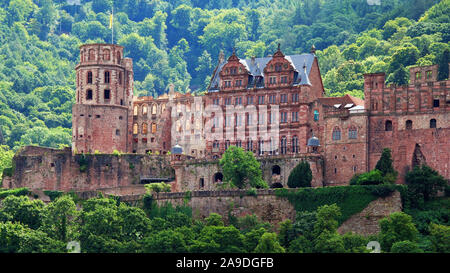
top-left (2, 43), bottom-right (449, 194)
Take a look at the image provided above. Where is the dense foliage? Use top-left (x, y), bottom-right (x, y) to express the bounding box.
top-left (219, 146), bottom-right (268, 189)
top-left (287, 160), bottom-right (312, 188)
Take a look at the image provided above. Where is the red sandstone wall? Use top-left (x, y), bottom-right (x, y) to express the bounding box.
top-left (323, 112), bottom-right (369, 186)
top-left (3, 146), bottom-right (175, 192)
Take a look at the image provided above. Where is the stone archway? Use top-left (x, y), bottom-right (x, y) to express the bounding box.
top-left (213, 172), bottom-right (223, 183)
top-left (272, 165), bottom-right (281, 175)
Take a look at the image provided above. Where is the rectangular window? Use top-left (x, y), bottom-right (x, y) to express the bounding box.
top-left (292, 93), bottom-right (299, 102)
top-left (247, 96), bottom-right (254, 105)
top-left (258, 113), bottom-right (265, 125)
top-left (105, 71), bottom-right (110, 84)
top-left (258, 96), bottom-right (264, 104)
top-left (415, 72), bottom-right (421, 80)
top-left (86, 90), bottom-right (93, 100)
top-left (280, 112), bottom-right (287, 123)
top-left (104, 89), bottom-right (110, 100)
top-left (433, 99), bottom-right (440, 107)
top-left (426, 70), bottom-right (432, 79)
top-left (292, 111), bottom-right (298, 122)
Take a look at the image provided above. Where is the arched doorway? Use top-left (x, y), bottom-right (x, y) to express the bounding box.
top-left (272, 165), bottom-right (281, 175)
top-left (213, 172), bottom-right (223, 183)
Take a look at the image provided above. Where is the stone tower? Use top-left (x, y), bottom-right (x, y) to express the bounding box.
top-left (72, 44), bottom-right (134, 154)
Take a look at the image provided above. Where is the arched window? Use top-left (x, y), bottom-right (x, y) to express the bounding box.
top-left (332, 127), bottom-right (341, 140)
top-left (86, 89), bottom-right (93, 100)
top-left (152, 104), bottom-right (157, 115)
top-left (133, 105), bottom-right (138, 116)
top-left (280, 137), bottom-right (287, 154)
top-left (133, 123), bottom-right (138, 135)
top-left (142, 123), bottom-right (148, 134)
top-left (214, 172), bottom-right (223, 183)
top-left (292, 136), bottom-right (298, 153)
top-left (348, 126), bottom-right (357, 139)
top-left (103, 49), bottom-right (110, 61)
top-left (314, 110), bottom-right (319, 121)
top-left (385, 120), bottom-right (392, 131)
top-left (406, 120), bottom-right (412, 130)
top-left (430, 119), bottom-right (436, 128)
top-left (87, 71), bottom-right (93, 84)
top-left (104, 71), bottom-right (110, 84)
top-left (88, 49), bottom-right (95, 61)
top-left (272, 165), bottom-right (281, 175)
top-left (151, 123), bottom-right (157, 134)
top-left (142, 105), bottom-right (148, 115)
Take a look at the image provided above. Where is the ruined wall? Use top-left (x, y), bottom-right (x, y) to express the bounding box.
top-left (323, 112), bottom-right (369, 186)
top-left (337, 191), bottom-right (402, 235)
top-left (154, 189), bottom-right (296, 226)
top-left (2, 146), bottom-right (175, 192)
top-left (368, 113), bottom-right (450, 183)
top-left (171, 154), bottom-right (324, 192)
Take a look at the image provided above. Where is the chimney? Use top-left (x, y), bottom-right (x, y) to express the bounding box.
top-left (251, 56), bottom-right (256, 66)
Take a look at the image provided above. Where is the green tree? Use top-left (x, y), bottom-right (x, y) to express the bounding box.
top-left (277, 219), bottom-right (296, 249)
top-left (405, 165), bottom-right (447, 202)
top-left (254, 232), bottom-right (285, 253)
top-left (243, 227), bottom-right (266, 252)
top-left (40, 195), bottom-right (78, 242)
top-left (0, 195), bottom-right (44, 230)
top-left (437, 48), bottom-right (449, 81)
top-left (205, 213), bottom-right (224, 226)
top-left (390, 240), bottom-right (423, 253)
top-left (375, 148), bottom-right (397, 178)
top-left (0, 221), bottom-right (65, 253)
top-left (429, 223), bottom-right (450, 253)
top-left (287, 161), bottom-right (312, 188)
top-left (379, 212), bottom-right (419, 252)
top-left (219, 146), bottom-right (267, 189)
top-left (143, 229), bottom-right (188, 253)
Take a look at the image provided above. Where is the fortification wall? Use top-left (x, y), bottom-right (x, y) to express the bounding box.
top-left (154, 189), bottom-right (296, 227)
top-left (171, 154), bottom-right (324, 192)
top-left (337, 191), bottom-right (402, 235)
top-left (2, 146), bottom-right (175, 192)
top-left (154, 189), bottom-right (402, 234)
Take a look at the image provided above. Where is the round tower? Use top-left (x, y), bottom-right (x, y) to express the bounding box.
top-left (72, 44), bottom-right (134, 154)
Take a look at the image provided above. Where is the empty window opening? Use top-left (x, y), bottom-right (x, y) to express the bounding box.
top-left (87, 71), bottom-right (93, 84)
top-left (86, 89), bottom-right (93, 100)
top-left (385, 120), bottom-right (392, 131)
top-left (104, 71), bottom-right (110, 84)
top-left (433, 99), bottom-right (440, 108)
top-left (199, 178), bottom-right (205, 188)
top-left (116, 129), bottom-right (120, 136)
top-left (214, 172), bottom-right (223, 183)
top-left (430, 119), bottom-right (437, 128)
top-left (272, 165), bottom-right (281, 175)
top-left (104, 89), bottom-right (110, 100)
top-left (406, 120), bottom-right (412, 130)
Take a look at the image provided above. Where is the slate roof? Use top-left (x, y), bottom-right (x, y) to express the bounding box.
top-left (208, 53), bottom-right (316, 92)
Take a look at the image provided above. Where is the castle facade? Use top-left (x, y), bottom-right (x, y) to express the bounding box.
top-left (3, 43), bottom-right (448, 193)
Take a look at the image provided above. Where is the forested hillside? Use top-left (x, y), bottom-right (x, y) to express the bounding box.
top-left (0, 0), bottom-right (449, 163)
